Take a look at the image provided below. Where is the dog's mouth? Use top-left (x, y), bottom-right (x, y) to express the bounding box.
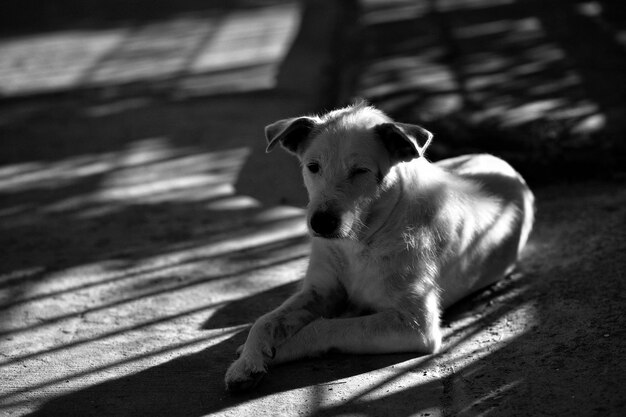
top-left (308, 223), bottom-right (342, 240)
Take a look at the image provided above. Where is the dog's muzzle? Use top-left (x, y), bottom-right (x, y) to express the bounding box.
top-left (310, 210), bottom-right (340, 238)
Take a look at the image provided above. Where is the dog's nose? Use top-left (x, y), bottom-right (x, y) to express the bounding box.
top-left (310, 211), bottom-right (340, 237)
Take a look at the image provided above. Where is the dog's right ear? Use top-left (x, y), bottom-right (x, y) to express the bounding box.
top-left (375, 122), bottom-right (433, 162)
top-left (265, 116), bottom-right (318, 155)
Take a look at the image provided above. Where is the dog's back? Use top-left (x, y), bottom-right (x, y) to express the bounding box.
top-left (433, 154), bottom-right (535, 307)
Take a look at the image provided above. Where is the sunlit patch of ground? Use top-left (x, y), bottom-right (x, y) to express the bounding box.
top-left (0, 3), bottom-right (300, 97)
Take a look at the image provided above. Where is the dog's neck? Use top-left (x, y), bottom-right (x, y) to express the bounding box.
top-left (359, 158), bottom-right (441, 246)
top-left (359, 165), bottom-right (406, 245)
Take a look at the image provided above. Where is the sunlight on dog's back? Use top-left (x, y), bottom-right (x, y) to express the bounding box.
top-left (431, 154), bottom-right (535, 308)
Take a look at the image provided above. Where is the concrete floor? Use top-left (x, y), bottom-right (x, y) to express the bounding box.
top-left (1, 0), bottom-right (625, 416)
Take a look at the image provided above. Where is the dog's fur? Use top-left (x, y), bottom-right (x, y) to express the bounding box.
top-left (224, 102), bottom-right (534, 392)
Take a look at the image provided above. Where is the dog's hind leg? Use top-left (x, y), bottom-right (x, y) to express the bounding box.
top-left (273, 290), bottom-right (442, 363)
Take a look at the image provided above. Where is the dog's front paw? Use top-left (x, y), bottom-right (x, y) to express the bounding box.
top-left (233, 341), bottom-right (274, 359)
top-left (224, 353), bottom-right (267, 393)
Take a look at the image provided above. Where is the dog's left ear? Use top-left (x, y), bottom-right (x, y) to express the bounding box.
top-left (375, 122), bottom-right (433, 162)
top-left (265, 116), bottom-right (318, 155)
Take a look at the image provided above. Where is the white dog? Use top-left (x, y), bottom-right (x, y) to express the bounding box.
top-left (224, 102), bottom-right (534, 392)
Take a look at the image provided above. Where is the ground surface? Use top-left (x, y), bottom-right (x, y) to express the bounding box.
top-left (1, 0), bottom-right (625, 416)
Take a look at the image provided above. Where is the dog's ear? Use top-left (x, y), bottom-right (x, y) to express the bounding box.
top-left (265, 116), bottom-right (318, 155)
top-left (375, 122), bottom-right (433, 162)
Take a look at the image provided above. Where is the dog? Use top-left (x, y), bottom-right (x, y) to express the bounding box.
top-left (224, 102), bottom-right (534, 392)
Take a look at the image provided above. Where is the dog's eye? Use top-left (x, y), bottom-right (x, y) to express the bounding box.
top-left (306, 162), bottom-right (320, 174)
top-left (349, 167), bottom-right (371, 178)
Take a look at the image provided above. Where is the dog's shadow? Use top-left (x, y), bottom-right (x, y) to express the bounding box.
top-left (26, 281), bottom-right (419, 417)
top-left (201, 281), bottom-right (301, 331)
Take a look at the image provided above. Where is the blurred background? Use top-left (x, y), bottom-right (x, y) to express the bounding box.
top-left (0, 1), bottom-right (624, 416)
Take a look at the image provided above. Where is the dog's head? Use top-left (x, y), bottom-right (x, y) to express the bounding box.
top-left (265, 102), bottom-right (433, 240)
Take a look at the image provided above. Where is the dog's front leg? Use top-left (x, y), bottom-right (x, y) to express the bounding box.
top-left (273, 290), bottom-right (442, 363)
top-left (224, 281), bottom-right (344, 392)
